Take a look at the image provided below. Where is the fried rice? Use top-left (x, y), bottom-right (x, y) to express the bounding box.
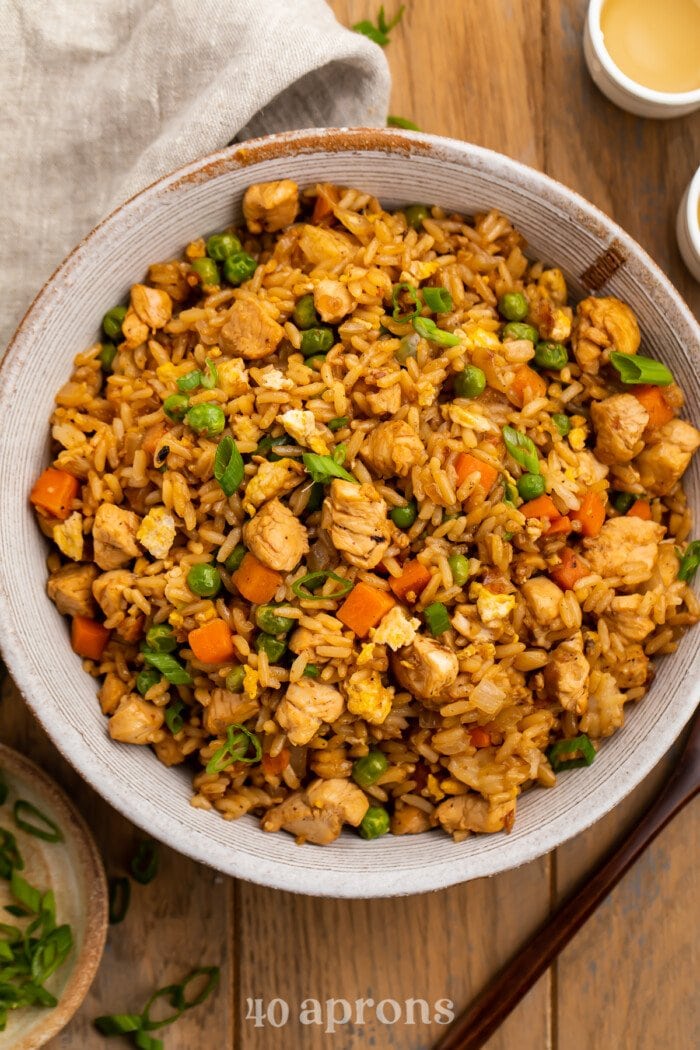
top-left (30, 179), bottom-right (700, 845)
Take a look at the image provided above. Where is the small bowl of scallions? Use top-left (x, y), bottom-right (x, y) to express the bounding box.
top-left (0, 744), bottom-right (107, 1048)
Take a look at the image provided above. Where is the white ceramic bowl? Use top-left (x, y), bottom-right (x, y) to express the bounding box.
top-left (677, 165), bottom-right (700, 282)
top-left (584, 0), bottom-right (700, 118)
top-left (1, 128), bottom-right (699, 898)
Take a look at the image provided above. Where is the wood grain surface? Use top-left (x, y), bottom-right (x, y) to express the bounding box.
top-left (0, 1), bottom-right (697, 1048)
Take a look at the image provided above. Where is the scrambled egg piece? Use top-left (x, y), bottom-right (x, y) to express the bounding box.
top-left (243, 666), bottom-right (259, 700)
top-left (416, 377), bottom-right (439, 407)
top-left (279, 409), bottom-right (328, 454)
top-left (567, 415), bottom-right (588, 452)
top-left (371, 607), bottom-right (420, 651)
top-left (156, 361), bottom-right (195, 383)
top-left (550, 308), bottom-right (572, 342)
top-left (471, 583), bottom-right (516, 626)
top-left (463, 324), bottom-right (501, 350)
top-left (258, 367), bottom-right (293, 391)
top-left (408, 260), bottom-right (441, 281)
top-left (53, 512), bottom-right (84, 561)
top-left (136, 506), bottom-right (176, 560)
top-left (168, 610), bottom-right (185, 628)
top-left (427, 773), bottom-right (445, 801)
top-left (217, 358), bottom-right (250, 397)
top-left (346, 671), bottom-right (394, 726)
top-left (357, 642), bottom-right (376, 666)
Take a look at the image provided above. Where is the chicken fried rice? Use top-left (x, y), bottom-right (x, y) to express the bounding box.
top-left (31, 180), bottom-right (700, 845)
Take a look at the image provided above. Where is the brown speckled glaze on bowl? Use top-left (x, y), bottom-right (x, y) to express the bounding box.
top-left (0, 128), bottom-right (698, 898)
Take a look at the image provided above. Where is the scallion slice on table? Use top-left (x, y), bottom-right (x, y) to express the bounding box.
top-left (502, 425), bottom-right (541, 475)
top-left (547, 734), bottom-right (596, 772)
top-left (609, 351), bottom-right (674, 386)
top-left (214, 435), bottom-right (244, 497)
top-left (391, 282), bottom-right (420, 322)
top-left (676, 540), bottom-right (700, 582)
top-left (412, 315), bottom-right (462, 347)
top-left (423, 602), bottom-right (452, 636)
top-left (108, 876), bottom-right (131, 925)
top-left (292, 570), bottom-right (353, 602)
top-left (353, 4), bottom-right (405, 46)
top-left (95, 966), bottom-right (220, 1045)
top-left (13, 800), bottom-right (63, 843)
top-left (205, 724), bottom-right (262, 774)
top-left (130, 840), bottom-right (159, 885)
top-left (387, 115), bottom-right (420, 130)
top-left (94, 1014), bottom-right (144, 1035)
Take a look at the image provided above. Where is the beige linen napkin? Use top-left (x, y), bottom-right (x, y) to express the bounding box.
top-left (0, 0), bottom-right (390, 348)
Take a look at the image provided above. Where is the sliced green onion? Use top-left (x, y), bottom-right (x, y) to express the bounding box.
top-left (0, 776), bottom-right (8, 807)
top-left (200, 359), bottom-right (218, 390)
top-left (13, 801), bottom-right (63, 844)
top-left (176, 966), bottom-right (221, 1008)
top-left (141, 650), bottom-right (192, 686)
top-left (422, 287), bottom-right (453, 313)
top-left (134, 1032), bottom-right (164, 1050)
top-left (391, 282), bottom-right (420, 322)
top-left (205, 724), bottom-right (262, 774)
top-left (31, 925), bottom-right (73, 982)
top-left (130, 841), bottom-right (159, 885)
top-left (108, 877), bottom-right (131, 925)
top-left (302, 664), bottom-right (320, 678)
top-left (9, 871), bottom-right (41, 914)
top-left (0, 829), bottom-right (23, 876)
top-left (547, 734), bottom-right (596, 772)
top-left (502, 425), bottom-right (540, 475)
top-left (387, 115), bottom-right (420, 130)
top-left (140, 984), bottom-right (184, 1031)
top-left (395, 332), bottom-right (420, 363)
top-left (214, 435), bottom-right (244, 497)
top-left (676, 540), bottom-right (700, 582)
top-left (302, 452), bottom-right (357, 485)
top-left (352, 3), bottom-right (404, 45)
top-left (176, 370), bottom-right (202, 393)
top-left (95, 1013), bottom-right (144, 1035)
top-left (609, 352), bottom-right (674, 386)
top-left (413, 315), bottom-right (461, 347)
top-left (327, 416), bottom-right (349, 432)
top-left (612, 491), bottom-right (636, 514)
top-left (423, 602), bottom-right (451, 636)
top-left (164, 699), bottom-right (185, 735)
top-left (292, 571), bottom-right (353, 601)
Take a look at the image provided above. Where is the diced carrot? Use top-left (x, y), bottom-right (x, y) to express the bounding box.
top-left (510, 365), bottom-right (548, 408)
top-left (520, 494), bottom-right (560, 520)
top-left (632, 385), bottom-right (674, 430)
top-left (232, 553), bottom-right (282, 604)
top-left (30, 468), bottom-right (79, 521)
top-left (142, 421), bottom-right (170, 458)
top-left (71, 616), bottom-right (110, 661)
top-left (627, 499), bottom-right (652, 520)
top-left (262, 748), bottom-right (291, 776)
top-left (571, 491), bottom-right (606, 537)
top-left (455, 452), bottom-right (499, 496)
top-left (337, 582), bottom-right (396, 638)
top-left (389, 560), bottom-right (432, 601)
top-left (188, 618), bottom-right (236, 664)
top-left (546, 515), bottom-right (573, 536)
top-left (550, 547), bottom-right (590, 590)
top-left (469, 727), bottom-right (491, 749)
top-left (311, 184), bottom-right (339, 224)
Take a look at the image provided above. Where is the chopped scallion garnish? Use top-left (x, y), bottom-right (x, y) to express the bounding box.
top-left (676, 540), bottom-right (700, 583)
top-left (130, 841), bottom-right (159, 885)
top-left (423, 602), bottom-right (451, 636)
top-left (609, 351), bottom-right (674, 386)
top-left (412, 315), bottom-right (461, 347)
top-left (108, 876), bottom-right (131, 925)
top-left (13, 801), bottom-right (63, 843)
top-left (547, 734), bottom-right (596, 772)
top-left (422, 286), bottom-right (453, 313)
top-left (302, 452), bottom-right (357, 485)
top-left (502, 425), bottom-right (541, 475)
top-left (214, 435), bottom-right (244, 497)
top-left (292, 571), bottom-right (354, 602)
top-left (205, 724), bottom-right (262, 774)
top-left (391, 282), bottom-right (420, 322)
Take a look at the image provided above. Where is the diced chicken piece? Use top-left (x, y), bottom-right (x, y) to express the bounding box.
top-left (345, 669), bottom-right (395, 725)
top-left (570, 449), bottom-right (609, 487)
top-left (590, 394), bottom-right (649, 465)
top-left (313, 279), bottom-right (354, 324)
top-left (298, 224), bottom-right (356, 270)
top-left (390, 635), bottom-right (459, 708)
top-left (306, 778), bottom-right (369, 826)
top-left (98, 671), bottom-right (130, 715)
top-left (610, 644), bottom-right (649, 689)
top-left (53, 511), bottom-right (84, 561)
top-left (243, 458), bottom-right (305, 513)
top-left (47, 563), bottom-right (98, 618)
top-left (360, 421), bottom-right (426, 478)
top-left (136, 506), bottom-right (176, 560)
top-left (130, 284), bottom-right (172, 329)
top-left (108, 694), bottom-right (164, 745)
top-left (243, 180), bottom-right (299, 234)
top-left (366, 383), bottom-right (402, 417)
top-left (276, 679), bottom-right (344, 746)
top-left (243, 498), bottom-right (309, 571)
top-left (261, 792), bottom-right (343, 845)
top-left (644, 541), bottom-right (683, 591)
top-left (528, 295), bottom-right (572, 342)
top-left (391, 801), bottom-right (432, 836)
top-left (543, 632), bottom-right (589, 713)
top-left (154, 736), bottom-right (186, 766)
top-left (571, 296), bottom-right (640, 374)
top-left (219, 298), bottom-right (284, 360)
top-left (92, 570), bottom-right (135, 620)
top-left (583, 516), bottom-right (664, 587)
top-left (606, 593), bottom-right (655, 642)
top-left (435, 794), bottom-right (515, 835)
top-left (537, 268), bottom-right (568, 306)
top-left (521, 577), bottom-right (565, 626)
top-left (322, 479), bottom-right (390, 570)
top-left (278, 409), bottom-right (328, 454)
top-left (580, 670), bottom-right (626, 738)
top-left (634, 418), bottom-right (700, 496)
top-left (92, 503), bottom-right (141, 570)
top-left (204, 690), bottom-right (257, 736)
top-left (120, 306), bottom-right (150, 351)
top-left (147, 260), bottom-right (190, 303)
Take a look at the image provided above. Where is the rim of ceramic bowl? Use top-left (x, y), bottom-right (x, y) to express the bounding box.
top-left (683, 166), bottom-right (700, 255)
top-left (1, 127), bottom-right (699, 897)
top-left (586, 0), bottom-right (700, 107)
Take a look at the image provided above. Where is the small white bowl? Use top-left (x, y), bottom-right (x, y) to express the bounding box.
top-left (584, 0), bottom-right (700, 118)
top-left (677, 166), bottom-right (700, 281)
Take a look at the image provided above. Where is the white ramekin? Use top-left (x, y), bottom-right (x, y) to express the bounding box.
top-left (584, 0), bottom-right (700, 118)
top-left (677, 166), bottom-right (700, 281)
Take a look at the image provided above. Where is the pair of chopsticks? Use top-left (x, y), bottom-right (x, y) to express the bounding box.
top-left (435, 712), bottom-right (699, 1050)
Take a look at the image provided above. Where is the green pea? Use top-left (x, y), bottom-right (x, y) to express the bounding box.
top-left (145, 623), bottom-right (178, 653)
top-left (498, 291), bottom-right (529, 322)
top-left (359, 805), bottom-right (390, 840)
top-left (404, 204), bottom-right (429, 230)
top-left (163, 394), bottom-right (189, 422)
top-left (255, 605), bottom-right (295, 636)
top-left (186, 564), bottom-right (222, 597)
top-left (223, 251), bottom-right (257, 285)
top-left (305, 354), bottom-right (327, 371)
top-left (302, 663), bottom-right (320, 678)
top-left (395, 333), bottom-right (420, 364)
top-left (99, 342), bottom-right (118, 372)
top-left (293, 294), bottom-right (318, 330)
top-left (517, 473), bottom-right (546, 501)
top-left (255, 633), bottom-right (287, 663)
top-left (502, 322), bottom-right (539, 344)
top-left (191, 257), bottom-right (220, 287)
top-left (136, 668), bottom-right (161, 697)
top-left (552, 413), bottom-right (571, 437)
top-left (225, 666), bottom-right (246, 692)
top-left (390, 500), bottom-right (418, 529)
top-left (454, 365), bottom-right (486, 399)
top-left (612, 491), bottom-right (636, 514)
top-left (206, 232), bottom-right (242, 261)
top-left (448, 553), bottom-right (470, 587)
top-left (102, 305), bottom-right (127, 342)
top-left (224, 544), bottom-right (247, 572)
top-left (185, 403), bottom-right (226, 436)
top-left (534, 341), bottom-right (568, 370)
top-left (300, 327), bottom-right (334, 357)
top-left (352, 750), bottom-right (389, 788)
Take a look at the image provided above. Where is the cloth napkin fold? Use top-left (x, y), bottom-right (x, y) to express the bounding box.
top-left (1, 0), bottom-right (390, 348)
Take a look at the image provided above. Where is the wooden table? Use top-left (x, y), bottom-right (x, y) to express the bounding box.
top-left (2, 1), bottom-right (698, 1047)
